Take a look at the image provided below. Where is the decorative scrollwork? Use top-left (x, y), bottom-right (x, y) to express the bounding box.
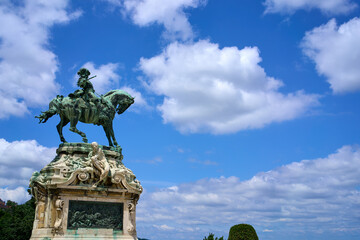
top-left (112, 172), bottom-right (122, 184)
top-left (52, 197), bottom-right (65, 234)
top-left (29, 142), bottom-right (142, 192)
top-left (77, 171), bottom-right (89, 182)
top-left (127, 202), bottom-right (136, 235)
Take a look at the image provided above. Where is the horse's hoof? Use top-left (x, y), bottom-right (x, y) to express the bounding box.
top-left (83, 138), bottom-right (88, 143)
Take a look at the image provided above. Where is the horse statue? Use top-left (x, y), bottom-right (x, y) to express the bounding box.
top-left (35, 89), bottom-right (134, 147)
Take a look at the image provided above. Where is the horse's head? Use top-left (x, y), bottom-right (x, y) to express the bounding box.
top-left (116, 94), bottom-right (135, 114)
top-left (104, 90), bottom-right (135, 115)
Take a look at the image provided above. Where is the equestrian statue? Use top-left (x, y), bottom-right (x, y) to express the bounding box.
top-left (35, 68), bottom-right (134, 147)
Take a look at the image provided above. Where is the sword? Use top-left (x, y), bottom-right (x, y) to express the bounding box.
top-left (87, 75), bottom-right (97, 80)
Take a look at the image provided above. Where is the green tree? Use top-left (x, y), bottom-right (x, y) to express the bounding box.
top-left (0, 196), bottom-right (35, 240)
top-left (5, 200), bottom-right (17, 208)
top-left (203, 233), bottom-right (224, 240)
top-left (228, 224), bottom-right (258, 240)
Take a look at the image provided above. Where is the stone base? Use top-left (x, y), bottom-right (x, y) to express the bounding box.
top-left (30, 228), bottom-right (137, 240)
top-left (29, 143), bottom-right (142, 240)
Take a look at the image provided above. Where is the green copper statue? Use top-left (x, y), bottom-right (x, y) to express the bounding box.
top-left (36, 68), bottom-right (134, 147)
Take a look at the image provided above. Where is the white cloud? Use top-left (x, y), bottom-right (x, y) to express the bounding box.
top-left (264, 0), bottom-right (357, 15)
top-left (302, 17), bottom-right (360, 94)
top-left (137, 145), bottom-right (360, 240)
top-left (0, 0), bottom-right (81, 119)
top-left (0, 138), bottom-right (56, 189)
top-left (108, 0), bottom-right (206, 41)
top-left (153, 224), bottom-right (175, 231)
top-left (0, 186), bottom-right (30, 204)
top-left (139, 40), bottom-right (319, 134)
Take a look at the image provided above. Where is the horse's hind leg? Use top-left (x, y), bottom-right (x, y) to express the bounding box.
top-left (109, 122), bottom-right (118, 147)
top-left (69, 118), bottom-right (88, 143)
top-left (103, 125), bottom-right (113, 147)
top-left (57, 118), bottom-right (69, 143)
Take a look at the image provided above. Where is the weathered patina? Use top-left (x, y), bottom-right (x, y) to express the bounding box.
top-left (36, 68), bottom-right (134, 147)
top-left (29, 142), bottom-right (142, 239)
top-left (67, 201), bottom-right (124, 230)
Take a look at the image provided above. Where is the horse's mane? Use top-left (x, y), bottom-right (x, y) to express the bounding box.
top-left (103, 89), bottom-right (133, 99)
top-left (103, 90), bottom-right (117, 97)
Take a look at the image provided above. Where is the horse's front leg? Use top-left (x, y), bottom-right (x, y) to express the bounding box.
top-left (69, 117), bottom-right (88, 143)
top-left (57, 118), bottom-right (69, 143)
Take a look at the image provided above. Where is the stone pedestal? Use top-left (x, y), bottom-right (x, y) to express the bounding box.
top-left (29, 143), bottom-right (142, 240)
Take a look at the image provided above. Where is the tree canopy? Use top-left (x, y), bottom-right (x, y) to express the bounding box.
top-left (0, 197), bottom-right (35, 240)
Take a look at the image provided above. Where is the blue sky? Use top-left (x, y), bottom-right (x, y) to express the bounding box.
top-left (0, 0), bottom-right (360, 239)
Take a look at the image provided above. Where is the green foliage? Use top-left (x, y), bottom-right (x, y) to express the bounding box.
top-left (5, 200), bottom-right (17, 208)
top-left (203, 233), bottom-right (224, 240)
top-left (228, 224), bottom-right (258, 240)
top-left (0, 197), bottom-right (35, 240)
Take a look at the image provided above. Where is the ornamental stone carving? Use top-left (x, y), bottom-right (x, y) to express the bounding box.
top-left (52, 197), bottom-right (65, 234)
top-left (29, 142), bottom-right (142, 240)
top-left (29, 142), bottom-right (143, 195)
top-left (30, 68), bottom-right (141, 240)
top-left (127, 202), bottom-right (136, 236)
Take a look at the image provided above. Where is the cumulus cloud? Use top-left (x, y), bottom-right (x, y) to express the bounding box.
top-left (107, 0), bottom-right (206, 40)
top-left (139, 40), bottom-right (319, 134)
top-left (264, 0), bottom-right (357, 15)
top-left (137, 145), bottom-right (360, 240)
top-left (0, 0), bottom-right (81, 119)
top-left (0, 138), bottom-right (56, 189)
top-left (0, 187), bottom-right (31, 204)
top-left (302, 17), bottom-right (360, 94)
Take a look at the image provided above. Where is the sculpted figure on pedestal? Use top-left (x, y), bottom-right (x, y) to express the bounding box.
top-left (74, 68), bottom-right (98, 103)
top-left (35, 68), bottom-right (134, 147)
top-left (89, 142), bottom-right (110, 187)
top-left (29, 67), bottom-right (141, 240)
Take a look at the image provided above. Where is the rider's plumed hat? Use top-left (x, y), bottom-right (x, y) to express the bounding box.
top-left (77, 68), bottom-right (90, 77)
